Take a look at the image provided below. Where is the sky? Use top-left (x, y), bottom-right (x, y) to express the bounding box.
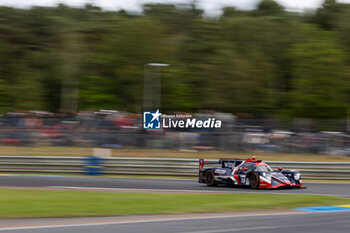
top-left (1, 0), bottom-right (350, 15)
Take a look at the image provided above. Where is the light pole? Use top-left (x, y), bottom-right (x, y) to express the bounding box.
top-left (143, 63), bottom-right (169, 111)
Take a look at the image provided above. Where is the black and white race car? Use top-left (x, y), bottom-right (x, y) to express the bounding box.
top-left (198, 157), bottom-right (302, 189)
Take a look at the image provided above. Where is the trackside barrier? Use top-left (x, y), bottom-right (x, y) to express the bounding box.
top-left (0, 156), bottom-right (349, 179)
top-left (84, 156), bottom-right (103, 176)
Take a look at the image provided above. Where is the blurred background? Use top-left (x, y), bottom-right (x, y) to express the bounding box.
top-left (0, 0), bottom-right (349, 156)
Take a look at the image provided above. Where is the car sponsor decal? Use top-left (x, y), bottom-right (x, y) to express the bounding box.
top-left (215, 169), bottom-right (227, 175)
top-left (240, 175), bottom-right (248, 185)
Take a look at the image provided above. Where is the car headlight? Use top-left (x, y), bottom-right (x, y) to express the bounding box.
top-left (294, 173), bottom-right (301, 180)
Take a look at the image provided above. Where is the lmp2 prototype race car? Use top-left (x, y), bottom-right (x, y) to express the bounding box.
top-left (198, 157), bottom-right (302, 189)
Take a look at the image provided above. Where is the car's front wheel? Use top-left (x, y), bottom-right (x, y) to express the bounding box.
top-left (249, 172), bottom-right (260, 189)
top-left (204, 170), bottom-right (216, 186)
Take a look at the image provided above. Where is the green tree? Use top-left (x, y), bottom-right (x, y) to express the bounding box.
top-left (256, 0), bottom-right (284, 16)
top-left (286, 25), bottom-right (349, 118)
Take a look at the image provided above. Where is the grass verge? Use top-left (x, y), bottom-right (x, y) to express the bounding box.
top-left (0, 189), bottom-right (348, 218)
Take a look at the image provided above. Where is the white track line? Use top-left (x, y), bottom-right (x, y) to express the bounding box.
top-left (49, 186), bottom-right (240, 193)
top-left (0, 212), bottom-right (310, 231)
top-left (179, 225), bottom-right (289, 233)
top-left (48, 186), bottom-right (350, 197)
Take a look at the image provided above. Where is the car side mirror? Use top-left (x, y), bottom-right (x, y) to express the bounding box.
top-left (242, 168), bottom-right (248, 172)
top-left (278, 167), bottom-right (283, 172)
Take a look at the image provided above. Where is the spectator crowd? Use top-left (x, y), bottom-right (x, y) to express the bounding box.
top-left (0, 110), bottom-right (348, 155)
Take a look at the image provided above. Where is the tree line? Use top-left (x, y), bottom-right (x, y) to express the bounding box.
top-left (0, 0), bottom-right (349, 118)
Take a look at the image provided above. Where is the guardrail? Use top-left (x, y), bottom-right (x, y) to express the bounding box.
top-left (0, 156), bottom-right (349, 179)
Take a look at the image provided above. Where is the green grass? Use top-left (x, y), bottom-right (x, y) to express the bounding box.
top-left (0, 189), bottom-right (348, 218)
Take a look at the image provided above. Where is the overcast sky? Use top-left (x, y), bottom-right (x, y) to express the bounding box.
top-left (1, 0), bottom-right (350, 15)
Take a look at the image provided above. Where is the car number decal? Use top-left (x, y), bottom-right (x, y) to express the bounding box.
top-left (240, 175), bottom-right (246, 184)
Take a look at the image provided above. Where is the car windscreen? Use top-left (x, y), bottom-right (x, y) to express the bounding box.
top-left (256, 165), bottom-right (273, 172)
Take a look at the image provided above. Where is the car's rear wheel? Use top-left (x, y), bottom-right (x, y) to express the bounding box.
top-left (204, 170), bottom-right (216, 186)
top-left (249, 172), bottom-right (260, 189)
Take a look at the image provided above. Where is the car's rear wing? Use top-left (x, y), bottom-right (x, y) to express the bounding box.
top-left (199, 158), bottom-right (243, 170)
top-left (219, 158), bottom-right (243, 168)
top-left (199, 159), bottom-right (204, 170)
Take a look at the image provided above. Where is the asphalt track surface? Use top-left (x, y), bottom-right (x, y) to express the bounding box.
top-left (0, 211), bottom-right (349, 233)
top-left (0, 175), bottom-right (350, 197)
top-left (0, 176), bottom-right (349, 233)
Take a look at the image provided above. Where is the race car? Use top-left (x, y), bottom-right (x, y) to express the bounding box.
top-left (198, 157), bottom-right (302, 189)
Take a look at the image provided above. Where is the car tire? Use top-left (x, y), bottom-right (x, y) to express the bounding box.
top-left (249, 172), bottom-right (260, 189)
top-left (204, 170), bottom-right (216, 186)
